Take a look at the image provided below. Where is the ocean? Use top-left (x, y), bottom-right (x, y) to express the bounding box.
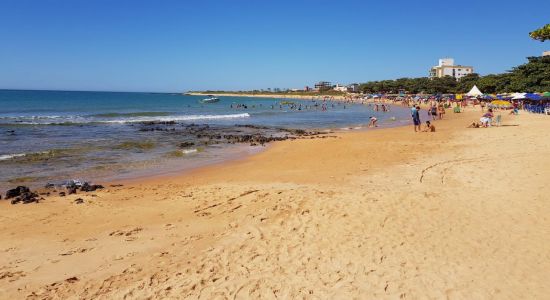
top-left (0, 90), bottom-right (411, 189)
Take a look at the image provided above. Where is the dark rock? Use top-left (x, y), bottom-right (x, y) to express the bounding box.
top-left (67, 187), bottom-right (77, 195)
top-left (80, 182), bottom-right (104, 192)
top-left (44, 183), bottom-right (55, 189)
top-left (74, 198), bottom-right (84, 204)
top-left (5, 186), bottom-right (30, 199)
top-left (10, 191), bottom-right (40, 204)
top-left (178, 141), bottom-right (195, 148)
top-left (59, 192), bottom-right (66, 197)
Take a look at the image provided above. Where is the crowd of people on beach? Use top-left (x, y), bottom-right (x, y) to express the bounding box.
top-left (229, 97), bottom-right (349, 112)
top-left (227, 93), bottom-right (533, 132)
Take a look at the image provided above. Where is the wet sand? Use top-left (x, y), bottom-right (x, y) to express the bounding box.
top-left (1, 107), bottom-right (550, 299)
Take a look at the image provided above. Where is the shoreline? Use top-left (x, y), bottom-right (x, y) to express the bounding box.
top-left (2, 107), bottom-right (550, 298)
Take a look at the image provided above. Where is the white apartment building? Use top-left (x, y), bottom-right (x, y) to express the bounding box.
top-left (333, 84), bottom-right (348, 92)
top-left (429, 58), bottom-right (473, 80)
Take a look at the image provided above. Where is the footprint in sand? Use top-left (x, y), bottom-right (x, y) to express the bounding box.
top-left (109, 227), bottom-right (143, 237)
top-left (59, 247), bottom-right (94, 256)
top-left (0, 270), bottom-right (26, 282)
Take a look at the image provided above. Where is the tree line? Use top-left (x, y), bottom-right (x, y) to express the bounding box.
top-left (359, 56), bottom-right (550, 94)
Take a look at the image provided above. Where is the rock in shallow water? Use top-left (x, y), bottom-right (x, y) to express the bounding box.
top-left (5, 186), bottom-right (30, 199)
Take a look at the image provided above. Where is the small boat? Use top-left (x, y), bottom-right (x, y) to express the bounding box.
top-left (199, 95), bottom-right (220, 103)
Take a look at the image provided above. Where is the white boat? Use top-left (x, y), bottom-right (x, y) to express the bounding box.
top-left (199, 95), bottom-right (220, 103)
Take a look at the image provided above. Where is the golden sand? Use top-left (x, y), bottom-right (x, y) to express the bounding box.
top-left (1, 107), bottom-right (549, 299)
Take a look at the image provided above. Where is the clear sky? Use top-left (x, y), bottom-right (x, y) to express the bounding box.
top-left (1, 0), bottom-right (549, 92)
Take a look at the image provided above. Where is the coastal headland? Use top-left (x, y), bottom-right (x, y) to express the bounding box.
top-left (1, 107), bottom-right (550, 299)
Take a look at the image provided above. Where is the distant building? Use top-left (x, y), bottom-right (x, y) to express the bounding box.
top-left (304, 86), bottom-right (311, 92)
top-left (314, 81), bottom-right (333, 91)
top-left (333, 84), bottom-right (348, 92)
top-left (347, 83), bottom-right (360, 93)
top-left (429, 58), bottom-right (473, 80)
top-left (543, 51), bottom-right (550, 57)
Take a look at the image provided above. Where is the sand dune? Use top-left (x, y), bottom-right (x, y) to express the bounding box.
top-left (1, 108), bottom-right (550, 299)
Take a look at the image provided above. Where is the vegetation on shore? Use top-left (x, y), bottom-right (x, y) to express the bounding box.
top-left (358, 56), bottom-right (550, 94)
top-left (188, 90), bottom-right (347, 97)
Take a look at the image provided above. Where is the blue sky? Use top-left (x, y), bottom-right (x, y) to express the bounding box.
top-left (0, 0), bottom-right (548, 92)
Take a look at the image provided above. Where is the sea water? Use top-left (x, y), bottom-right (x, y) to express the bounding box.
top-left (0, 90), bottom-right (411, 189)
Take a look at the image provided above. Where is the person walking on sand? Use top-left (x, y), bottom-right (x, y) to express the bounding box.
top-left (437, 103), bottom-right (445, 120)
top-left (411, 105), bottom-right (421, 132)
top-left (430, 105), bottom-right (437, 120)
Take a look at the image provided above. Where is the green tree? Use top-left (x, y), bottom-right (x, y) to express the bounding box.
top-left (530, 24), bottom-right (550, 42)
top-left (456, 73), bottom-right (480, 93)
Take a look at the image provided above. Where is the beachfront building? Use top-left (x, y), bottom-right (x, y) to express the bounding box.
top-left (429, 58), bottom-right (473, 80)
top-left (333, 84), bottom-right (348, 92)
top-left (314, 81), bottom-right (333, 91)
top-left (347, 83), bottom-right (360, 93)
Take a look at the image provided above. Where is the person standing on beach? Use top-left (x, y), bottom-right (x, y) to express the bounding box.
top-left (412, 105), bottom-right (421, 132)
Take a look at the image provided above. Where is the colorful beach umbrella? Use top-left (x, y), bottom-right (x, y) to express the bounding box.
top-left (491, 100), bottom-right (511, 107)
top-left (525, 93), bottom-right (542, 101)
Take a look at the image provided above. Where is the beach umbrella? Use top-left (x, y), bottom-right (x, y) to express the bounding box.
top-left (482, 94), bottom-right (494, 100)
top-left (491, 100), bottom-right (511, 107)
top-left (525, 93), bottom-right (542, 101)
top-left (496, 94), bottom-right (511, 100)
top-left (543, 92), bottom-right (550, 97)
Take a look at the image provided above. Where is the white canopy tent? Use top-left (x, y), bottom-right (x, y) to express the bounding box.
top-left (511, 92), bottom-right (527, 100)
top-left (466, 85), bottom-right (483, 97)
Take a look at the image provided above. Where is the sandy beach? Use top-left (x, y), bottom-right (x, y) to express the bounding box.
top-left (1, 107), bottom-right (550, 299)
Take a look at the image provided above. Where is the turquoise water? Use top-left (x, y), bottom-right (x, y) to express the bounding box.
top-left (0, 90), bottom-right (411, 189)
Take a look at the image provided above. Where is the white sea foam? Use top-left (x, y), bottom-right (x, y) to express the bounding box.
top-left (0, 153), bottom-right (27, 161)
top-left (104, 113), bottom-right (251, 124)
top-left (181, 149), bottom-right (198, 155)
top-left (2, 113), bottom-right (251, 125)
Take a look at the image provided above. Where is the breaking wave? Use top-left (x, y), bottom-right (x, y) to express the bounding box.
top-left (0, 113), bottom-right (251, 125)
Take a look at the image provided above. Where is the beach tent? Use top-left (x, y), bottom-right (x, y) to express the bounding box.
top-left (512, 93), bottom-right (527, 100)
top-left (466, 85), bottom-right (483, 97)
top-left (481, 94), bottom-right (494, 100)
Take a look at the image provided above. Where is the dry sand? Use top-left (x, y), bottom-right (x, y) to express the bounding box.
top-left (1, 107), bottom-right (550, 299)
